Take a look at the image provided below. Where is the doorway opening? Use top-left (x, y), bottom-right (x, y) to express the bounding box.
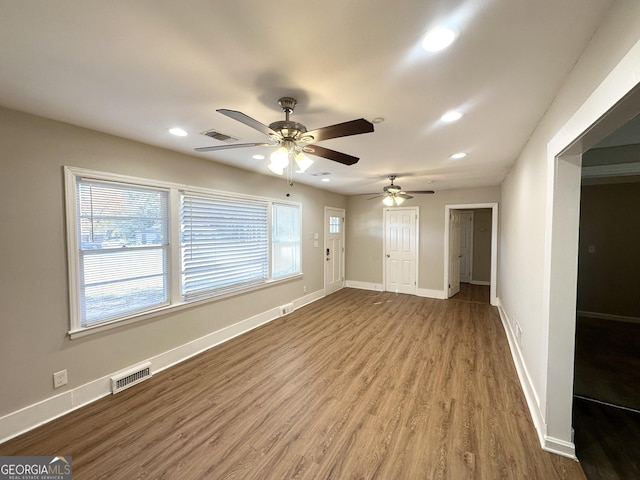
top-left (444, 203), bottom-right (498, 306)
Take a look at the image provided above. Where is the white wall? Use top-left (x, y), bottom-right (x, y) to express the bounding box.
top-left (499, 0), bottom-right (640, 457)
top-left (0, 107), bottom-right (345, 440)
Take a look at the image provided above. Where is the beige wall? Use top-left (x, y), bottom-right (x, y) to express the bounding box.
top-left (0, 106), bottom-right (345, 417)
top-left (578, 180), bottom-right (640, 318)
top-left (346, 187), bottom-right (500, 292)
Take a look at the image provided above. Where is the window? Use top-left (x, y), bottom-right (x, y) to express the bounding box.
top-left (181, 193), bottom-right (269, 300)
top-left (329, 215), bottom-right (341, 234)
top-left (65, 167), bottom-right (301, 335)
top-left (272, 203), bottom-right (301, 278)
top-left (74, 178), bottom-right (169, 327)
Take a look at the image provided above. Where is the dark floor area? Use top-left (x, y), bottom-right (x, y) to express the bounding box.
top-left (574, 316), bottom-right (640, 411)
top-left (573, 316), bottom-right (640, 480)
top-left (573, 397), bottom-right (640, 480)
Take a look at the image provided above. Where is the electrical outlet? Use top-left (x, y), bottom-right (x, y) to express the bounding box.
top-left (53, 369), bottom-right (68, 389)
top-left (303, 285), bottom-right (307, 294)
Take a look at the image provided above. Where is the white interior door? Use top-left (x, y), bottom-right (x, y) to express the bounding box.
top-left (385, 207), bottom-right (417, 294)
top-left (324, 207), bottom-right (345, 295)
top-left (459, 211), bottom-right (473, 283)
top-left (448, 210), bottom-right (461, 297)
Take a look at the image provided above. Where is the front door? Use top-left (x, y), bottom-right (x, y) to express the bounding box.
top-left (384, 207), bottom-right (417, 294)
top-left (325, 207), bottom-right (345, 295)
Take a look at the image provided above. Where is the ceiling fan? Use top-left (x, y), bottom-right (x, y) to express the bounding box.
top-left (369, 175), bottom-right (435, 205)
top-left (195, 97), bottom-right (374, 176)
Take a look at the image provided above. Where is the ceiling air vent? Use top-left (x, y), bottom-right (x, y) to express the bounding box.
top-left (201, 129), bottom-right (239, 143)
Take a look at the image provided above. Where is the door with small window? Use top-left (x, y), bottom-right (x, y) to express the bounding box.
top-left (325, 207), bottom-right (345, 295)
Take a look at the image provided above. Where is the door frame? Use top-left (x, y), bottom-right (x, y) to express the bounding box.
top-left (383, 206), bottom-right (419, 294)
top-left (324, 206), bottom-right (346, 294)
top-left (444, 203), bottom-right (498, 305)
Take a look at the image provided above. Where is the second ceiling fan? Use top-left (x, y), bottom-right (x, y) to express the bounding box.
top-left (196, 97), bottom-right (374, 175)
top-left (369, 175), bottom-right (435, 205)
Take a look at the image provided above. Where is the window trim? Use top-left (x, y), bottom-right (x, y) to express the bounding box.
top-left (64, 166), bottom-right (302, 339)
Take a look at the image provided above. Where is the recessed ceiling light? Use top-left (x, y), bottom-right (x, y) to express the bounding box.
top-left (321, 178), bottom-right (331, 182)
top-left (422, 27), bottom-right (456, 52)
top-left (372, 117), bottom-right (385, 124)
top-left (168, 127), bottom-right (188, 137)
top-left (252, 154), bottom-right (265, 160)
top-left (451, 152), bottom-right (467, 159)
top-left (441, 110), bottom-right (463, 123)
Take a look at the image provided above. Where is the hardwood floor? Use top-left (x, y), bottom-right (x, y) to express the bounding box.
top-left (573, 397), bottom-right (640, 480)
top-left (1, 288), bottom-right (585, 479)
top-left (574, 316), bottom-right (640, 411)
top-left (573, 316), bottom-right (640, 479)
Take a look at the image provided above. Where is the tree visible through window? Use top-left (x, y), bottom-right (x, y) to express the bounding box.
top-left (76, 179), bottom-right (169, 326)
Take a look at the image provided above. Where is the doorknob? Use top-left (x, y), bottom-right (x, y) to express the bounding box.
top-left (386, 254), bottom-right (390, 258)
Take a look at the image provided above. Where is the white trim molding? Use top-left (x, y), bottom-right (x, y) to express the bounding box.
top-left (345, 280), bottom-right (384, 291)
top-left (416, 288), bottom-right (446, 299)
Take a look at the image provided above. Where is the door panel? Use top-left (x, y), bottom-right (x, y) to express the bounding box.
top-left (449, 211), bottom-right (461, 297)
top-left (385, 208), bottom-right (417, 294)
top-left (459, 211), bottom-right (473, 283)
top-left (325, 208), bottom-right (345, 295)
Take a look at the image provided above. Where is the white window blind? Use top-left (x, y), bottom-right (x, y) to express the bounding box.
top-left (76, 179), bottom-right (169, 326)
top-left (181, 193), bottom-right (269, 299)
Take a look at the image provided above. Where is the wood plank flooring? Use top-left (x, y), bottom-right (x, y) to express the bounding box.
top-left (0, 288), bottom-right (585, 479)
top-left (573, 397), bottom-right (640, 480)
top-left (574, 316), bottom-right (640, 411)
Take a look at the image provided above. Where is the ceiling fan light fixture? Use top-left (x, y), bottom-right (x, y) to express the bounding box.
top-left (267, 162), bottom-right (284, 175)
top-left (394, 196), bottom-right (405, 205)
top-left (382, 196), bottom-right (394, 206)
top-left (270, 146), bottom-right (290, 169)
top-left (294, 151), bottom-right (313, 172)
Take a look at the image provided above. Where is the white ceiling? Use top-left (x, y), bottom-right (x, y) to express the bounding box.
top-left (0, 1), bottom-right (613, 195)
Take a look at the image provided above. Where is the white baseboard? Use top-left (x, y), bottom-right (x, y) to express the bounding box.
top-left (495, 299), bottom-right (576, 458)
top-left (542, 436), bottom-right (578, 459)
top-left (345, 280), bottom-right (384, 291)
top-left (416, 288), bottom-right (446, 299)
top-left (0, 289), bottom-right (325, 444)
top-left (470, 280), bottom-right (490, 286)
top-left (577, 310), bottom-right (640, 325)
top-left (345, 282), bottom-right (446, 301)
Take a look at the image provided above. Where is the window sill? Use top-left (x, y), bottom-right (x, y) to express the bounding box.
top-left (68, 272), bottom-right (303, 339)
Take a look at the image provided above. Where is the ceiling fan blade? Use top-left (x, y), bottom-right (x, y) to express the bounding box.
top-left (398, 193), bottom-right (414, 200)
top-left (302, 144), bottom-right (359, 165)
top-left (195, 142), bottom-right (272, 152)
top-left (304, 118), bottom-right (374, 142)
top-left (367, 194), bottom-right (383, 200)
top-left (405, 190), bottom-right (435, 194)
top-left (217, 109), bottom-right (278, 137)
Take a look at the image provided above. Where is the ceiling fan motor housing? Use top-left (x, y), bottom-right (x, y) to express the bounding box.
top-left (268, 120), bottom-right (308, 140)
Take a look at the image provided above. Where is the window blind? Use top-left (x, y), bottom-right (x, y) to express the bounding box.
top-left (76, 179), bottom-right (169, 326)
top-left (181, 193), bottom-right (269, 299)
